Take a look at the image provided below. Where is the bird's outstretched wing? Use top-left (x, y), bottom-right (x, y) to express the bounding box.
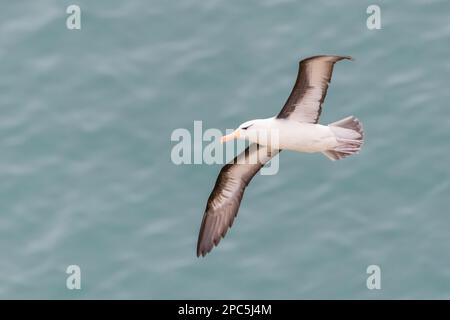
top-left (197, 144), bottom-right (279, 257)
top-left (277, 55), bottom-right (352, 124)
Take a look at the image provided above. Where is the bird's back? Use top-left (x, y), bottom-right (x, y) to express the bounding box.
top-left (268, 119), bottom-right (338, 153)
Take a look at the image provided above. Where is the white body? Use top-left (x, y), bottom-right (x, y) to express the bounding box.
top-left (241, 118), bottom-right (339, 152)
top-left (234, 116), bottom-right (363, 161)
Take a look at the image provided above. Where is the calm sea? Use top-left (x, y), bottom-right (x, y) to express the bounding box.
top-left (0, 0), bottom-right (449, 299)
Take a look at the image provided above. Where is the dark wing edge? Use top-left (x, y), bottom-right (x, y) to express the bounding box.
top-left (196, 145), bottom-right (279, 257)
top-left (277, 55), bottom-right (353, 124)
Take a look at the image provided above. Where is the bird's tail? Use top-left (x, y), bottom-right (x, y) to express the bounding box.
top-left (322, 116), bottom-right (364, 161)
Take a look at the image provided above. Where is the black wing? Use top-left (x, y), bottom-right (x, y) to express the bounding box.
top-left (277, 55), bottom-right (352, 123)
top-left (197, 145), bottom-right (279, 257)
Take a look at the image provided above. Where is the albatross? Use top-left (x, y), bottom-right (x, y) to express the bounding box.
top-left (196, 55), bottom-right (364, 257)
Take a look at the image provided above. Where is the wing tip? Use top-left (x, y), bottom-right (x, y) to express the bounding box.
top-left (345, 55), bottom-right (354, 61)
top-left (196, 243), bottom-right (207, 257)
top-left (196, 233), bottom-right (225, 257)
top-left (196, 250), bottom-right (205, 258)
top-left (196, 235), bottom-right (211, 257)
top-left (196, 242), bottom-right (213, 258)
top-left (331, 55), bottom-right (353, 62)
top-left (300, 54), bottom-right (354, 64)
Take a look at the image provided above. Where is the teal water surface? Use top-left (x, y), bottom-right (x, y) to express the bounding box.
top-left (0, 0), bottom-right (449, 299)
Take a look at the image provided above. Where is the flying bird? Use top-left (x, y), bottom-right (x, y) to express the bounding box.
top-left (196, 55), bottom-right (364, 257)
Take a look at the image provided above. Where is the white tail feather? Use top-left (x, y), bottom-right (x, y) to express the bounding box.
top-left (323, 116), bottom-right (364, 161)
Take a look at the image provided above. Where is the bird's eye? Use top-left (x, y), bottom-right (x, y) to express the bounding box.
top-left (241, 124), bottom-right (253, 130)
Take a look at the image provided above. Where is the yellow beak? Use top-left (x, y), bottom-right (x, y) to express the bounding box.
top-left (220, 130), bottom-right (240, 143)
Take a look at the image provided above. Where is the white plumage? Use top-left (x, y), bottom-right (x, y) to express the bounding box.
top-left (236, 115), bottom-right (363, 160)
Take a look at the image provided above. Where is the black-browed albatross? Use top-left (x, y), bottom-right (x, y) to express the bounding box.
top-left (196, 55), bottom-right (364, 257)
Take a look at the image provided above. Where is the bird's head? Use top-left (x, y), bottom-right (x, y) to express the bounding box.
top-left (220, 119), bottom-right (271, 144)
